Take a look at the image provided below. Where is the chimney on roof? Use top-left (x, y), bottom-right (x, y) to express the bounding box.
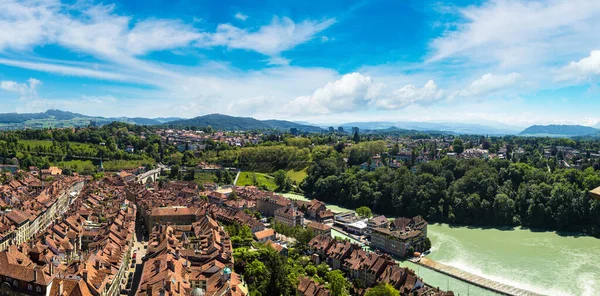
top-left (167, 260), bottom-right (175, 272)
top-left (58, 278), bottom-right (64, 295)
top-left (82, 269), bottom-right (88, 282)
top-left (95, 260), bottom-right (100, 270)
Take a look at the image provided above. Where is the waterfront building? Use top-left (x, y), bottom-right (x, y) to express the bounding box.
top-left (346, 219), bottom-right (368, 235)
top-left (367, 215), bottom-right (389, 234)
top-left (371, 216), bottom-right (428, 258)
top-left (307, 235), bottom-right (449, 295)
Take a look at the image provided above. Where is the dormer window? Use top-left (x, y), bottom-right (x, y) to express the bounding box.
top-left (36, 286), bottom-right (42, 292)
top-left (28, 283), bottom-right (33, 290)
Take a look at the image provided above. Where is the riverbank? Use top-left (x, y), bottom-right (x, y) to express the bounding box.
top-left (331, 225), bottom-right (499, 295)
top-left (417, 257), bottom-right (543, 296)
top-left (281, 195), bottom-right (600, 296)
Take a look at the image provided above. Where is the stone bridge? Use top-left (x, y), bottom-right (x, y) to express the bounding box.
top-left (136, 167), bottom-right (162, 184)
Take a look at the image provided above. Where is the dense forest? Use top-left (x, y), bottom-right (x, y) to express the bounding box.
top-left (302, 154), bottom-right (600, 237)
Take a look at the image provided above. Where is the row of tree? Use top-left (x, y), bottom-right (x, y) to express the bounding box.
top-left (302, 155), bottom-right (600, 236)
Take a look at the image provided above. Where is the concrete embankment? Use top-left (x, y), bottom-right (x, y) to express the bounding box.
top-left (417, 257), bottom-right (544, 296)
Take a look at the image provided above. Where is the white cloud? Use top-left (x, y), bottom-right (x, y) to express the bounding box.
top-left (0, 0), bottom-right (335, 86)
top-left (1, 78), bottom-right (46, 113)
top-left (429, 0), bottom-right (600, 69)
top-left (0, 58), bottom-right (134, 81)
top-left (201, 16), bottom-right (335, 64)
top-left (235, 12), bottom-right (248, 21)
top-left (284, 73), bottom-right (444, 114)
top-left (0, 1), bottom-right (201, 60)
top-left (0, 78), bottom-right (42, 96)
top-left (126, 20), bottom-right (201, 55)
top-left (455, 72), bottom-right (523, 98)
top-left (81, 95), bottom-right (118, 104)
top-left (284, 72), bottom-right (379, 114)
top-left (227, 95), bottom-right (274, 116)
top-left (376, 80), bottom-right (444, 110)
top-left (557, 50), bottom-right (600, 82)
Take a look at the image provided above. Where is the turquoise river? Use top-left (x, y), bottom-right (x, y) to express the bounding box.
top-left (284, 193), bottom-right (600, 296)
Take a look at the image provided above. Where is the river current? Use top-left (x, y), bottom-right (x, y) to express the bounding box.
top-left (284, 193), bottom-right (600, 296)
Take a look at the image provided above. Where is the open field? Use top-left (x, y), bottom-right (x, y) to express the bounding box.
top-left (195, 172), bottom-right (217, 184)
top-left (54, 160), bottom-right (96, 174)
top-left (235, 171), bottom-right (277, 191)
top-left (286, 168), bottom-right (307, 183)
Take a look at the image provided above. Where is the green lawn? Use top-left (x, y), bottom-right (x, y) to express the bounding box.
top-left (286, 168), bottom-right (307, 184)
top-left (195, 172), bottom-right (217, 184)
top-left (235, 172), bottom-right (277, 191)
top-left (54, 160), bottom-right (96, 174)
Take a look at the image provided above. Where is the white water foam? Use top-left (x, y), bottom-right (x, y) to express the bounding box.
top-left (439, 258), bottom-right (572, 296)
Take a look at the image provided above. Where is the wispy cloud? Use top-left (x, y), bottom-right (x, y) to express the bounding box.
top-left (1, 77), bottom-right (47, 113)
top-left (200, 16), bottom-right (336, 64)
top-left (428, 0), bottom-right (600, 70)
top-left (1, 78), bottom-right (41, 96)
top-left (0, 58), bottom-right (134, 81)
top-left (234, 12), bottom-right (248, 21)
top-left (448, 72), bottom-right (525, 100)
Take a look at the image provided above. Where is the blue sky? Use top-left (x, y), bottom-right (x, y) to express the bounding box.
top-left (1, 0), bottom-right (600, 126)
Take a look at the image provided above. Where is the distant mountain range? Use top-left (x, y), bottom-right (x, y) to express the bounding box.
top-left (338, 121), bottom-right (523, 135)
top-left (0, 109), bottom-right (182, 130)
top-left (165, 114), bottom-right (323, 132)
top-left (519, 125), bottom-right (599, 137)
top-left (3, 110), bottom-right (600, 137)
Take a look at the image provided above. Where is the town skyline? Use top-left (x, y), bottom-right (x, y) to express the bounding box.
top-left (1, 0), bottom-right (600, 126)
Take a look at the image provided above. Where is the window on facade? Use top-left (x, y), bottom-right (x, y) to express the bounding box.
top-left (36, 286), bottom-right (42, 293)
top-left (13, 280), bottom-right (18, 287)
top-left (28, 284), bottom-right (33, 290)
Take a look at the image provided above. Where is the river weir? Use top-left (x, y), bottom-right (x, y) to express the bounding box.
top-left (417, 257), bottom-right (542, 296)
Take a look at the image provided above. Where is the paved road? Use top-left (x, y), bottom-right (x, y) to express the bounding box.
top-left (233, 170), bottom-right (241, 185)
top-left (127, 221), bottom-right (148, 296)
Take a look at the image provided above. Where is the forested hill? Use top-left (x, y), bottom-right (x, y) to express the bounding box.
top-left (519, 125), bottom-right (598, 137)
top-left (0, 109), bottom-right (181, 129)
top-left (165, 114), bottom-right (323, 132)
